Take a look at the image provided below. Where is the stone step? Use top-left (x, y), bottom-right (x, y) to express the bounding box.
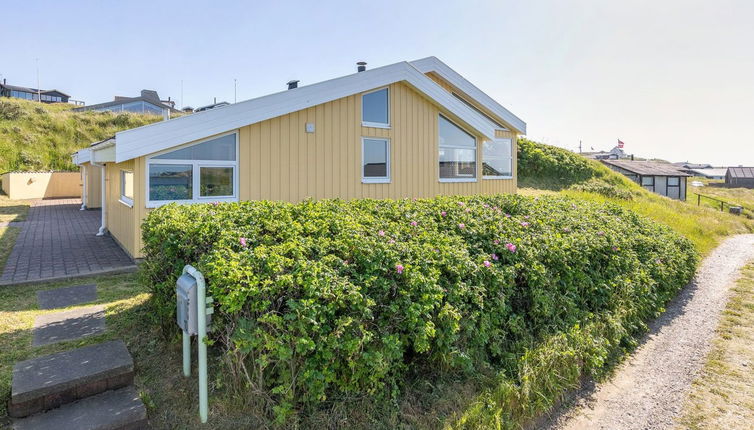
top-left (9, 340), bottom-right (134, 418)
top-left (12, 386), bottom-right (149, 430)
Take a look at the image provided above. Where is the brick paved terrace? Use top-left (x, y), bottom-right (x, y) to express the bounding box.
top-left (0, 199), bottom-right (135, 285)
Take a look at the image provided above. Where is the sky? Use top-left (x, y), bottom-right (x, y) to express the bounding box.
top-left (2, 0), bottom-right (752, 166)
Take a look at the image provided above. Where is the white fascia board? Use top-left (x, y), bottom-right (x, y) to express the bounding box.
top-left (92, 139), bottom-right (116, 163)
top-left (410, 56), bottom-right (527, 134)
top-left (115, 62), bottom-right (496, 162)
top-left (73, 148), bottom-right (91, 165)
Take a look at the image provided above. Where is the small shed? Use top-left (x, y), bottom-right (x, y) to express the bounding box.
top-left (601, 160), bottom-right (690, 200)
top-left (726, 167), bottom-right (754, 188)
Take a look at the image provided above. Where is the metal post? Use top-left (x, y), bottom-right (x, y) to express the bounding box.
top-left (183, 330), bottom-right (191, 377)
top-left (697, 194), bottom-right (700, 206)
top-left (80, 166), bottom-right (87, 210)
top-left (183, 265), bottom-right (209, 424)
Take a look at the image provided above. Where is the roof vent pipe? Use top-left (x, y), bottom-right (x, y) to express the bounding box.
top-left (287, 80), bottom-right (299, 90)
top-left (357, 61), bottom-right (367, 72)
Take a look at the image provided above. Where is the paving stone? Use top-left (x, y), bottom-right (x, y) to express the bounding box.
top-left (9, 341), bottom-right (134, 418)
top-left (37, 284), bottom-right (97, 310)
top-left (12, 386), bottom-right (147, 430)
top-left (32, 305), bottom-right (106, 347)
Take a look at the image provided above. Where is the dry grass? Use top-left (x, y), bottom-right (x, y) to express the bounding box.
top-left (0, 195), bottom-right (30, 223)
top-left (677, 262), bottom-right (754, 429)
top-left (689, 179), bottom-right (754, 218)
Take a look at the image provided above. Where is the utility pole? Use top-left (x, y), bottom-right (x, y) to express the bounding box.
top-left (180, 79), bottom-right (184, 110)
top-left (579, 140), bottom-right (582, 153)
top-left (234, 78), bottom-right (237, 103)
top-left (36, 58), bottom-right (41, 102)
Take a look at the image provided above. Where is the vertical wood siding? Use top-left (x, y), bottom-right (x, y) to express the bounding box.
top-left (105, 160), bottom-right (138, 257)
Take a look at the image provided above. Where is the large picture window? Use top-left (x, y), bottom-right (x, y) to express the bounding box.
top-left (362, 137), bottom-right (390, 183)
top-left (439, 115), bottom-right (476, 181)
top-left (483, 138), bottom-right (513, 178)
top-left (362, 87), bottom-right (389, 128)
top-left (147, 132), bottom-right (238, 207)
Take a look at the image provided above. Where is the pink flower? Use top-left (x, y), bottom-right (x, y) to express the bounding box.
top-left (612, 246), bottom-right (618, 252)
top-left (483, 204), bottom-right (490, 208)
top-left (343, 259), bottom-right (350, 265)
top-left (388, 239), bottom-right (396, 244)
top-left (597, 231), bottom-right (605, 236)
top-left (491, 253), bottom-right (499, 261)
top-left (505, 243), bottom-right (517, 253)
top-left (483, 260), bottom-right (491, 268)
top-left (493, 206), bottom-right (499, 211)
top-left (395, 264), bottom-right (404, 274)
top-left (441, 211), bottom-right (447, 217)
top-left (465, 208), bottom-right (471, 213)
top-left (378, 230), bottom-right (385, 236)
top-left (524, 215), bottom-right (530, 219)
top-left (413, 197), bottom-right (417, 201)
top-left (212, 201), bottom-right (219, 206)
top-left (239, 237), bottom-right (248, 247)
top-left (457, 201), bottom-right (465, 206)
top-left (410, 221), bottom-right (418, 227)
top-left (504, 213), bottom-right (511, 218)
top-left (563, 227), bottom-right (571, 233)
top-left (493, 239), bottom-right (500, 245)
top-left (458, 223), bottom-right (465, 229)
top-left (520, 222), bottom-right (530, 227)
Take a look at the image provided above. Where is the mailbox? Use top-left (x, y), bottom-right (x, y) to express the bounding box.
top-left (176, 273), bottom-right (211, 335)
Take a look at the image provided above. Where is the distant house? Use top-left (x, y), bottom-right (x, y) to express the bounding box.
top-left (0, 79), bottom-right (70, 103)
top-left (582, 146), bottom-right (626, 160)
top-left (725, 167), bottom-right (754, 188)
top-left (194, 101), bottom-right (230, 112)
top-left (684, 168), bottom-right (727, 180)
top-left (602, 160), bottom-right (690, 200)
top-left (73, 89), bottom-right (179, 115)
top-left (673, 162), bottom-right (713, 170)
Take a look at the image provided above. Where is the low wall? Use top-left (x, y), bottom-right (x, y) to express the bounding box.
top-left (0, 171), bottom-right (81, 200)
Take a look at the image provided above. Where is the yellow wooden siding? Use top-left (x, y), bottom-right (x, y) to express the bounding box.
top-left (83, 164), bottom-right (102, 208)
top-left (105, 160), bottom-right (138, 257)
top-left (238, 81), bottom-right (516, 201)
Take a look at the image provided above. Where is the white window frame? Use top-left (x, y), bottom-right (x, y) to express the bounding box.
top-left (361, 87), bottom-right (391, 129)
top-left (145, 131), bottom-right (239, 208)
top-left (119, 170), bottom-right (134, 207)
top-left (438, 114), bottom-right (477, 183)
top-left (483, 138), bottom-right (514, 180)
top-left (361, 137), bottom-right (391, 184)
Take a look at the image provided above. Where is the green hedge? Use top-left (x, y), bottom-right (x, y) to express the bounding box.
top-left (140, 195), bottom-right (697, 424)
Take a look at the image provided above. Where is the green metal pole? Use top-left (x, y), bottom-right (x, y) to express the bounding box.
top-left (182, 330), bottom-right (191, 377)
top-left (184, 265), bottom-right (209, 424)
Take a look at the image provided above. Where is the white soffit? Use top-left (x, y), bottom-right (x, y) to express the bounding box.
top-left (114, 61), bottom-right (497, 162)
top-left (409, 56), bottom-right (527, 134)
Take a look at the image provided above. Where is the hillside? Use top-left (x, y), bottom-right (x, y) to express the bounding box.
top-left (517, 138), bottom-right (754, 254)
top-left (0, 98), bottom-right (165, 172)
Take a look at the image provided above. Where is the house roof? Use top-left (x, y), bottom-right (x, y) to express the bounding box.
top-left (0, 83), bottom-right (70, 97)
top-left (602, 160), bottom-right (691, 176)
top-left (73, 89), bottom-right (179, 113)
top-left (409, 57), bottom-right (526, 134)
top-left (727, 167), bottom-right (754, 179)
top-left (686, 168), bottom-right (728, 177)
top-left (106, 59), bottom-right (519, 163)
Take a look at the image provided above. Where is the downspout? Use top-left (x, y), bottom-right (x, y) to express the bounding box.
top-left (80, 165), bottom-right (87, 210)
top-left (91, 161), bottom-right (107, 236)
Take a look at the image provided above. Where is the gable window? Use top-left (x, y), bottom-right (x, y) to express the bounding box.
top-left (438, 115), bottom-right (476, 182)
top-left (362, 88), bottom-right (389, 128)
top-left (362, 137), bottom-right (390, 183)
top-left (120, 170), bottom-right (134, 207)
top-left (483, 138), bottom-right (513, 178)
top-left (147, 132), bottom-right (238, 207)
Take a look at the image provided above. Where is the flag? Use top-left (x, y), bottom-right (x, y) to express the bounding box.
top-left (617, 139), bottom-right (625, 149)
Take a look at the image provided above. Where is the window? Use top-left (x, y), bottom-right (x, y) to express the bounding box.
top-left (147, 132), bottom-right (238, 207)
top-left (438, 115), bottom-right (476, 181)
top-left (120, 170), bottom-right (134, 206)
top-left (362, 138), bottom-right (390, 183)
top-left (452, 93), bottom-right (506, 129)
top-left (641, 176), bottom-right (654, 191)
top-left (668, 177), bottom-right (680, 186)
top-left (362, 88), bottom-right (389, 128)
top-left (483, 138), bottom-right (513, 178)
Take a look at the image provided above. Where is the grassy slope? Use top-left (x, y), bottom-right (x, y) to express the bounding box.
top-left (690, 179), bottom-right (754, 218)
top-left (0, 98), bottom-right (165, 172)
top-left (517, 138), bottom-right (753, 255)
top-left (678, 263), bottom-right (754, 429)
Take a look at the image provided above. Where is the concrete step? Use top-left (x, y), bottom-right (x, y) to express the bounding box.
top-left (9, 340), bottom-right (134, 418)
top-left (12, 386), bottom-right (148, 430)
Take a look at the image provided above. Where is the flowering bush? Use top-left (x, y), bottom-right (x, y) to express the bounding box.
top-left (140, 194), bottom-right (697, 422)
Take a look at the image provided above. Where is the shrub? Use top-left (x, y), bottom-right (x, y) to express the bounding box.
top-left (141, 194), bottom-right (697, 424)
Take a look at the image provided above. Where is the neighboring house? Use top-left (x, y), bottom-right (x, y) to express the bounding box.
top-left (194, 101), bottom-right (230, 112)
top-left (683, 168), bottom-right (727, 180)
top-left (602, 160), bottom-right (690, 200)
top-left (73, 89), bottom-right (179, 115)
top-left (673, 162), bottom-right (713, 170)
top-left (0, 79), bottom-right (70, 103)
top-left (725, 167), bottom-right (754, 188)
top-left (72, 57), bottom-right (526, 258)
top-left (582, 146), bottom-right (626, 160)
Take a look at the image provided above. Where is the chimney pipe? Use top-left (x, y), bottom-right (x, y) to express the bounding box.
top-left (287, 80), bottom-right (299, 90)
top-left (357, 61), bottom-right (367, 72)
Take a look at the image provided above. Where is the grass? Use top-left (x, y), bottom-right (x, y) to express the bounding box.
top-left (0, 195), bottom-right (30, 223)
top-left (0, 98), bottom-right (169, 172)
top-left (688, 179), bottom-right (754, 218)
top-left (677, 262), bottom-right (754, 429)
top-left (0, 227), bottom-right (20, 271)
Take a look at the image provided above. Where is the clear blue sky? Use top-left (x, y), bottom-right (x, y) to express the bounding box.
top-left (2, 0), bottom-right (752, 166)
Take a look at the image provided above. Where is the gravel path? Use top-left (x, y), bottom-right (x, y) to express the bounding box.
top-left (545, 234), bottom-right (754, 430)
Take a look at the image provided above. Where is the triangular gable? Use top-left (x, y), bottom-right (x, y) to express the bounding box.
top-left (410, 57), bottom-right (526, 134)
top-left (114, 61), bottom-right (500, 163)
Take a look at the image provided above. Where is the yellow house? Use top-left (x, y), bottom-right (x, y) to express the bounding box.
top-left (73, 57), bottom-right (526, 258)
